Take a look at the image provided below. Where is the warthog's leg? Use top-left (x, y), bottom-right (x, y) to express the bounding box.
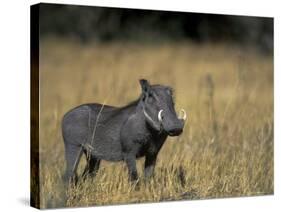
top-left (82, 155), bottom-right (101, 178)
top-left (144, 154), bottom-right (157, 179)
top-left (63, 143), bottom-right (83, 185)
top-left (124, 154), bottom-right (138, 181)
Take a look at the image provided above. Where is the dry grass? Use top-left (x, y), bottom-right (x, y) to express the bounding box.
top-left (38, 38), bottom-right (273, 208)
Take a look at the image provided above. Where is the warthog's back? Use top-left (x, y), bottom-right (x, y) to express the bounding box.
top-left (62, 103), bottom-right (137, 161)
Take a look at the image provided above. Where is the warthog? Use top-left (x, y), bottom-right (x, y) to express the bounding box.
top-left (62, 79), bottom-right (186, 183)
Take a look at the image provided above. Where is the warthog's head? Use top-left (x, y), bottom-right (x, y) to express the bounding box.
top-left (139, 79), bottom-right (187, 136)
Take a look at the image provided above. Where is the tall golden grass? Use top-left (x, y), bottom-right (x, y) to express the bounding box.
top-left (38, 38), bottom-right (273, 208)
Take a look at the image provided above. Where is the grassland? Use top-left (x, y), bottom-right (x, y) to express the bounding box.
top-left (38, 38), bottom-right (273, 208)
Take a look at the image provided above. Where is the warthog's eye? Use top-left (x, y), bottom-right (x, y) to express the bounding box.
top-left (165, 88), bottom-right (174, 100)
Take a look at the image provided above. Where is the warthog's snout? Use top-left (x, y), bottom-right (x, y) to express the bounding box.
top-left (166, 120), bottom-right (184, 136)
top-left (167, 127), bottom-right (183, 136)
top-left (159, 109), bottom-right (187, 136)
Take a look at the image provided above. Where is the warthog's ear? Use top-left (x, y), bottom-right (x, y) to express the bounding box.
top-left (139, 79), bottom-right (151, 94)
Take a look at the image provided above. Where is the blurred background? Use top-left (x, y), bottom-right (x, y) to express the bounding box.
top-left (39, 3), bottom-right (273, 53)
top-left (37, 3), bottom-right (273, 208)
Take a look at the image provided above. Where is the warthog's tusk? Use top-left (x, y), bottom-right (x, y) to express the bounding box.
top-left (178, 109), bottom-right (187, 121)
top-left (158, 110), bottom-right (163, 122)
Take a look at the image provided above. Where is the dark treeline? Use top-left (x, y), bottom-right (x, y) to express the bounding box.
top-left (39, 3), bottom-right (273, 53)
